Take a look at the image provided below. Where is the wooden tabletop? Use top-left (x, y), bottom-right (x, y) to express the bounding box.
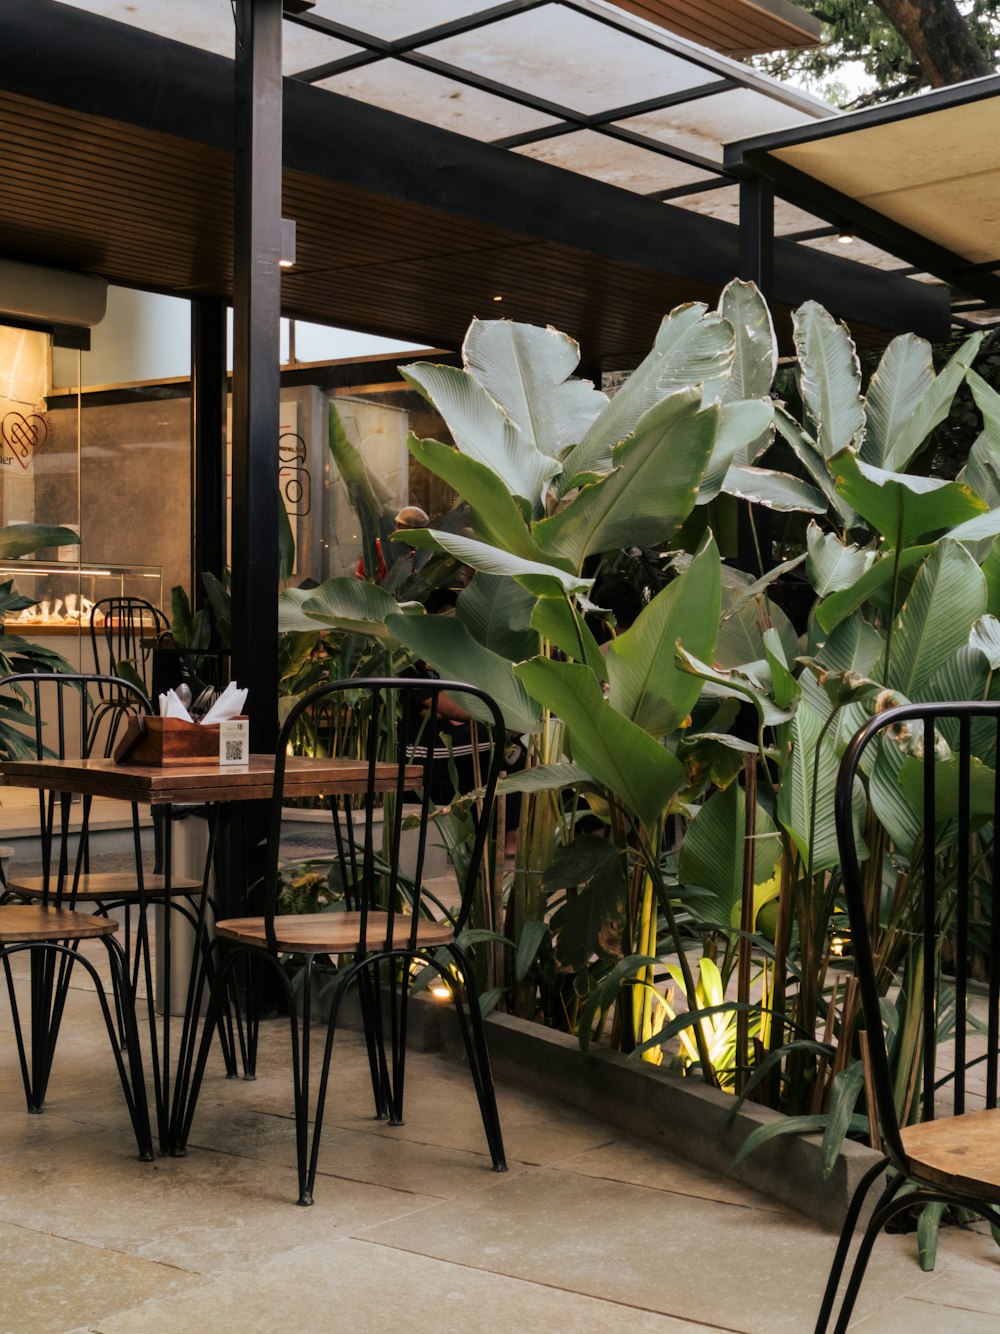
top-left (0, 755), bottom-right (417, 805)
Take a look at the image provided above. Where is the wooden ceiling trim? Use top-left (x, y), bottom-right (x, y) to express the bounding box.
top-left (605, 0), bottom-right (820, 55)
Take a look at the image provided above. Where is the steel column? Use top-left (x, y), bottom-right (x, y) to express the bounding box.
top-left (190, 296), bottom-right (228, 605)
top-left (232, 0), bottom-right (283, 751)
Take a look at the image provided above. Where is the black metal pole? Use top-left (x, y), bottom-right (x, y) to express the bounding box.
top-left (232, 0), bottom-right (282, 752)
top-left (190, 296), bottom-right (228, 607)
top-left (737, 175), bottom-right (774, 575)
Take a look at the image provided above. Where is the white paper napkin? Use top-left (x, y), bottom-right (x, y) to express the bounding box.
top-left (199, 681), bottom-right (248, 725)
top-left (158, 689), bottom-right (194, 722)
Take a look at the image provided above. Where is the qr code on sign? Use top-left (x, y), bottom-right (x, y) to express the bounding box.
top-left (225, 739), bottom-right (244, 762)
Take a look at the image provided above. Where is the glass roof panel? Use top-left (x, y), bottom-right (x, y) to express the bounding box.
top-left (60, 0), bottom-right (361, 67)
top-left (317, 62), bottom-right (559, 141)
top-left (424, 5), bottom-right (713, 115)
top-left (618, 87), bottom-right (820, 165)
top-left (515, 131), bottom-right (718, 194)
top-left (306, 0), bottom-right (486, 38)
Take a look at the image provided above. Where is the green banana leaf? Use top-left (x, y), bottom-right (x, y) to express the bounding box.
top-left (794, 300), bottom-right (865, 459)
top-left (805, 522), bottom-right (876, 597)
top-left (559, 302), bottom-right (733, 488)
top-left (461, 317), bottom-right (606, 460)
top-left (887, 540), bottom-right (986, 698)
top-left (719, 278), bottom-right (777, 404)
top-left (830, 449), bottom-right (987, 548)
top-left (407, 435), bottom-right (562, 567)
top-left (604, 533), bottom-right (720, 736)
top-left (530, 597), bottom-right (605, 675)
top-left (514, 657), bottom-right (686, 830)
top-left (815, 544), bottom-right (933, 633)
top-left (405, 528), bottom-right (593, 597)
top-left (456, 573), bottom-right (539, 662)
top-left (677, 782), bottom-right (781, 927)
top-left (534, 390), bottom-right (717, 568)
top-left (880, 332), bottom-right (982, 472)
top-left (293, 577), bottom-right (402, 641)
top-left (401, 361), bottom-right (559, 505)
top-left (0, 524), bottom-right (80, 559)
top-left (386, 612), bottom-right (541, 735)
top-left (721, 464), bottom-right (826, 514)
top-left (776, 698), bottom-right (841, 873)
top-left (697, 400), bottom-right (774, 502)
top-left (861, 332), bottom-right (935, 468)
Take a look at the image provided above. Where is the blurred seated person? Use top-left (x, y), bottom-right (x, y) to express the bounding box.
top-left (355, 505), bottom-right (429, 582)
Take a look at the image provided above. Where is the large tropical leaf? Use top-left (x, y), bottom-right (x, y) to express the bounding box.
top-left (721, 464), bottom-right (826, 514)
top-left (773, 405), bottom-right (858, 528)
top-left (546, 835), bottom-right (628, 978)
top-left (329, 403), bottom-right (392, 580)
top-left (675, 647), bottom-right (795, 728)
top-left (793, 301), bottom-right (865, 459)
top-left (406, 436), bottom-right (562, 567)
top-left (716, 570), bottom-right (799, 669)
top-left (881, 332), bottom-right (982, 472)
top-left (530, 597), bottom-right (605, 675)
top-left (400, 362), bottom-right (559, 505)
top-left (0, 523), bottom-right (81, 559)
top-left (405, 528), bottom-right (592, 596)
top-left (295, 578), bottom-right (401, 641)
top-left (899, 752), bottom-right (998, 828)
top-left (386, 612), bottom-right (541, 735)
top-left (814, 615), bottom-right (884, 678)
top-left (888, 540), bottom-right (986, 698)
top-left (462, 319), bottom-right (605, 460)
top-left (984, 537), bottom-right (1000, 618)
top-left (719, 278), bottom-right (777, 403)
top-left (941, 507), bottom-right (1000, 544)
top-left (958, 431), bottom-right (1000, 510)
top-left (514, 658), bottom-right (686, 830)
top-left (862, 333), bottom-right (934, 468)
top-left (815, 544), bottom-right (933, 634)
top-left (830, 450), bottom-right (987, 548)
top-left (456, 573), bottom-right (539, 662)
top-left (605, 533), bottom-right (720, 736)
top-left (697, 400), bottom-right (774, 503)
top-left (678, 783), bottom-right (781, 927)
top-left (534, 390), bottom-right (717, 568)
top-left (559, 303), bottom-right (733, 487)
top-left (777, 698), bottom-right (841, 873)
top-left (806, 523), bottom-right (876, 597)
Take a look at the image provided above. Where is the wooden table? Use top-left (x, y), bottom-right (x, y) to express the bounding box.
top-left (0, 753), bottom-right (411, 1152)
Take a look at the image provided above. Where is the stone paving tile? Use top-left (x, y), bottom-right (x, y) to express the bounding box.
top-left (91, 1235), bottom-right (710, 1334)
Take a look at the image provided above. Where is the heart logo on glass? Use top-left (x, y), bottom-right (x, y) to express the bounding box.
top-left (1, 412), bottom-right (49, 469)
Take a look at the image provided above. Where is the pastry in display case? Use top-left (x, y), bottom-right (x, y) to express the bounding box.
top-left (0, 560), bottom-right (163, 630)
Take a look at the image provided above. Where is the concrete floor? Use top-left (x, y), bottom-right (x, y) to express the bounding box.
top-left (0, 943), bottom-right (998, 1333)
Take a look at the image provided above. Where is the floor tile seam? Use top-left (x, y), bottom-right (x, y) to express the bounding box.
top-left (346, 1234), bottom-right (751, 1330)
top-left (538, 1161), bottom-right (796, 1217)
top-left (0, 1214), bottom-right (208, 1281)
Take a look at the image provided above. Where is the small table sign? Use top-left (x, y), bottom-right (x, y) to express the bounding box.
top-left (219, 717), bottom-right (249, 766)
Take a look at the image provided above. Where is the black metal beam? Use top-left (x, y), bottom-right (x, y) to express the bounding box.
top-left (2, 1), bottom-right (950, 341)
top-left (191, 296), bottom-right (228, 606)
top-left (232, 0), bottom-right (282, 751)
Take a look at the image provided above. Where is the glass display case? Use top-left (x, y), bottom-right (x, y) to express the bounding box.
top-left (0, 559), bottom-right (164, 631)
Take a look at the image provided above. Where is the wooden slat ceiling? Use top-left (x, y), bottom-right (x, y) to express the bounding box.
top-left (0, 79), bottom-right (936, 361)
top-left (610, 0), bottom-right (820, 56)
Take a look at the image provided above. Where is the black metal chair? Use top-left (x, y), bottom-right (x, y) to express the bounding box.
top-left (179, 677), bottom-right (508, 1205)
top-left (0, 674), bottom-right (217, 1108)
top-left (0, 672), bottom-right (153, 1156)
top-left (817, 701), bottom-right (1000, 1332)
top-left (89, 597), bottom-right (168, 696)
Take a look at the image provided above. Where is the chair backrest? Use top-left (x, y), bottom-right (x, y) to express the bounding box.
top-left (262, 677), bottom-right (505, 954)
top-left (0, 672), bottom-right (152, 901)
top-left (89, 597), bottom-right (168, 694)
top-left (837, 701), bottom-right (1000, 1170)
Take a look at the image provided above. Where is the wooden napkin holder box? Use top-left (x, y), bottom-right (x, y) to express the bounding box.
top-left (114, 716), bottom-right (221, 766)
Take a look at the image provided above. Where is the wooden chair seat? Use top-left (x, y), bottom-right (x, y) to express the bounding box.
top-left (0, 904), bottom-right (118, 943)
top-left (901, 1107), bottom-right (1000, 1204)
top-left (216, 910), bottom-right (455, 954)
top-left (8, 872), bottom-right (203, 902)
